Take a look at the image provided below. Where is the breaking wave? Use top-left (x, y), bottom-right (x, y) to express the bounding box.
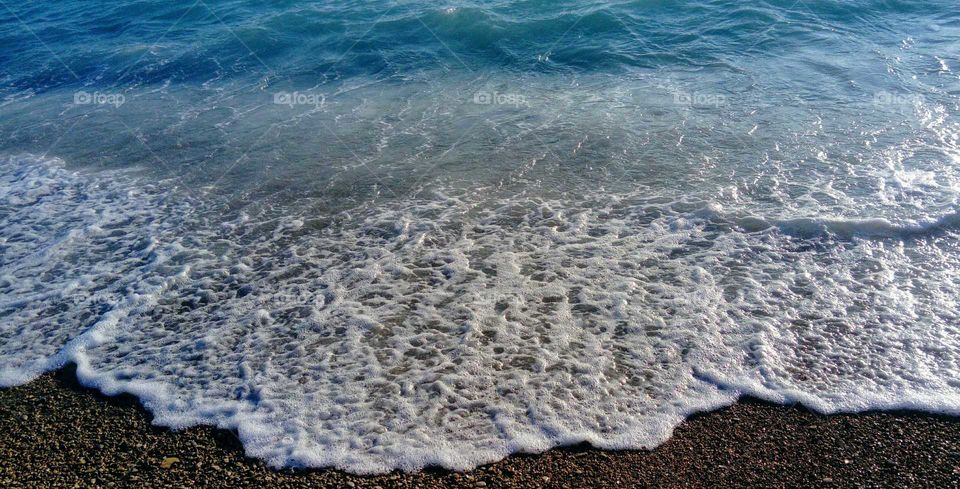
top-left (2, 155), bottom-right (959, 473)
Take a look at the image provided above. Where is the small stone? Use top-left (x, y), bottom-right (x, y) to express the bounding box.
top-left (160, 457), bottom-right (180, 469)
top-left (474, 482), bottom-right (487, 488)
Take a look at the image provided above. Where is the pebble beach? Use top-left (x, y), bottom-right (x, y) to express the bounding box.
top-left (2, 366), bottom-right (958, 488)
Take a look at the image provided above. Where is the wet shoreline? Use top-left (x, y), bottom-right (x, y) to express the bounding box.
top-left (2, 365), bottom-right (958, 488)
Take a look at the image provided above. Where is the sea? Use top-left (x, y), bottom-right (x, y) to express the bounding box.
top-left (1, 0), bottom-right (959, 474)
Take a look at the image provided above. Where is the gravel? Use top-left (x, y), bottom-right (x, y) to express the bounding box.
top-left (1, 365), bottom-right (959, 488)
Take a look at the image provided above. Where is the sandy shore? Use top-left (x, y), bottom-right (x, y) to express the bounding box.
top-left (1, 365), bottom-right (958, 488)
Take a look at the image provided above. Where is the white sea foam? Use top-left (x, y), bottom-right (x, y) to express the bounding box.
top-left (1, 155), bottom-right (960, 473)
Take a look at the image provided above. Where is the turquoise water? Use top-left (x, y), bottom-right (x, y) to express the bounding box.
top-left (1, 0), bottom-right (960, 473)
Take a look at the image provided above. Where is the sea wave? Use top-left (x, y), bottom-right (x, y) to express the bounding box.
top-left (1, 0), bottom-right (950, 94)
top-left (2, 155), bottom-right (959, 472)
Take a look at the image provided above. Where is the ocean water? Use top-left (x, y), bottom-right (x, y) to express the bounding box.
top-left (2, 0), bottom-right (960, 473)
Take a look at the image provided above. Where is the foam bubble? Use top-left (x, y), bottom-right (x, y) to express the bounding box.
top-left (1, 155), bottom-right (960, 473)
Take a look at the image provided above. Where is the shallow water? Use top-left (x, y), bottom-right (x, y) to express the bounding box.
top-left (1, 0), bottom-right (960, 473)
